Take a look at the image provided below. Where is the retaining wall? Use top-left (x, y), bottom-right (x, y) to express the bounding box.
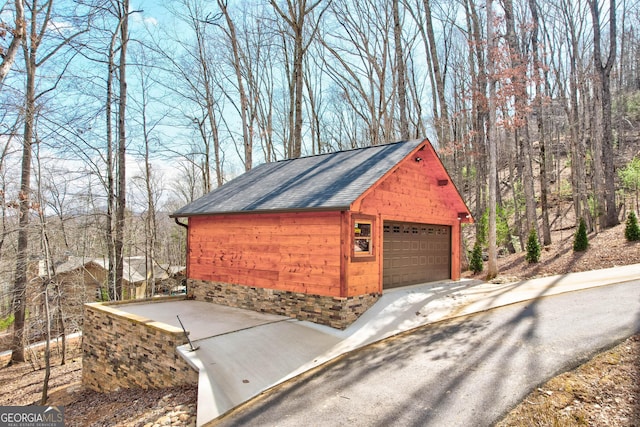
top-left (188, 279), bottom-right (380, 329)
top-left (82, 298), bottom-right (197, 392)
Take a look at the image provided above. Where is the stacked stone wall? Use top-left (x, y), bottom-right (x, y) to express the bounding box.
top-left (82, 299), bottom-right (197, 392)
top-left (188, 279), bottom-right (379, 329)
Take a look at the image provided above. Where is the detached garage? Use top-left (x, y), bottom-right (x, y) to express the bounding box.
top-left (172, 139), bottom-right (472, 329)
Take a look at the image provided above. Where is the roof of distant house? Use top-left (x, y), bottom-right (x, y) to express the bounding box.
top-left (48, 256), bottom-right (185, 284)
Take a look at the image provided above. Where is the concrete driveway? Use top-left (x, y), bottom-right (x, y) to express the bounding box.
top-left (116, 263), bottom-right (640, 427)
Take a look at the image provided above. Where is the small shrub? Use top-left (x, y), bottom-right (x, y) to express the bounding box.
top-left (0, 314), bottom-right (14, 331)
top-left (525, 228), bottom-right (541, 263)
top-left (573, 217), bottom-right (589, 252)
top-left (625, 211), bottom-right (640, 241)
top-left (469, 242), bottom-right (483, 273)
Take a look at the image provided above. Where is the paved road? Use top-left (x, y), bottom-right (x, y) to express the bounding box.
top-left (210, 281), bottom-right (640, 427)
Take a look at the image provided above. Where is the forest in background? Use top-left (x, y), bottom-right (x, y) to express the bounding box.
top-left (0, 0), bottom-right (638, 367)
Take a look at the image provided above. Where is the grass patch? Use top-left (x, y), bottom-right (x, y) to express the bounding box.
top-left (0, 314), bottom-right (14, 332)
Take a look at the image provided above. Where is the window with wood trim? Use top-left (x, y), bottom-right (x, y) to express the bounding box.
top-left (354, 219), bottom-right (373, 256)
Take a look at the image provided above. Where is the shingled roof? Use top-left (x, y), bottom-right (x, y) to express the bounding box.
top-left (172, 139), bottom-right (425, 217)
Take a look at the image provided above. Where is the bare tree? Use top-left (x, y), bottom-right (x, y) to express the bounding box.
top-left (486, 0), bottom-right (498, 279)
top-left (529, 0), bottom-right (551, 245)
top-left (156, 0), bottom-right (226, 189)
top-left (588, 0), bottom-right (618, 228)
top-left (270, 0), bottom-right (327, 158)
top-left (319, 0), bottom-right (395, 146)
top-left (0, 0), bottom-right (25, 86)
top-left (422, 0), bottom-right (451, 148)
top-left (549, 0), bottom-right (591, 228)
top-left (114, 0), bottom-right (129, 300)
top-left (130, 46), bottom-right (166, 298)
top-left (217, 0), bottom-right (253, 170)
top-left (392, 0), bottom-right (409, 139)
top-left (503, 0), bottom-right (538, 239)
top-left (12, 0), bottom-right (88, 363)
top-left (462, 0), bottom-right (488, 239)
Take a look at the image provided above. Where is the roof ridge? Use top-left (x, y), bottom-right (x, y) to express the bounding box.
top-left (271, 139), bottom-right (419, 164)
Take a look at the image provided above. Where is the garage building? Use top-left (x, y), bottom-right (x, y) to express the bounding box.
top-left (172, 139), bottom-right (472, 329)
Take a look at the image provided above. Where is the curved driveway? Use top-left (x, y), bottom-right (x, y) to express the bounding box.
top-left (211, 281), bottom-right (640, 427)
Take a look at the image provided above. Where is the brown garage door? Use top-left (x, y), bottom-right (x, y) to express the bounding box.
top-left (383, 222), bottom-right (451, 289)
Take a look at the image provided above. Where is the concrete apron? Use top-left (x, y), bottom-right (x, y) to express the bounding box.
top-left (119, 263), bottom-right (640, 427)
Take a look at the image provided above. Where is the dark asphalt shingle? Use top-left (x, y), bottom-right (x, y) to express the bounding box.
top-left (172, 140), bottom-right (423, 216)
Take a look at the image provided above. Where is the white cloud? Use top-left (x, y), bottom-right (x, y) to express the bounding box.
top-left (143, 16), bottom-right (158, 26)
top-left (47, 19), bottom-right (75, 33)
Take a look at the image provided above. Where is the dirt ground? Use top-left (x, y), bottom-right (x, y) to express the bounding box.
top-left (0, 341), bottom-right (197, 427)
top-left (0, 222), bottom-right (638, 426)
top-left (496, 334), bottom-right (639, 426)
top-left (477, 223), bottom-right (640, 426)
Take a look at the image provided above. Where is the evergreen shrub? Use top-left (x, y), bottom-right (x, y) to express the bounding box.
top-left (525, 228), bottom-right (541, 263)
top-left (573, 217), bottom-right (589, 252)
top-left (469, 243), bottom-right (483, 273)
top-left (625, 211), bottom-right (640, 241)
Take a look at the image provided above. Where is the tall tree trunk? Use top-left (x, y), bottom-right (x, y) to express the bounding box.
top-left (106, 22), bottom-right (117, 300)
top-left (115, 0), bottom-right (129, 300)
top-left (503, 0), bottom-right (538, 239)
top-left (393, 0), bottom-right (408, 139)
top-left (11, 64), bottom-right (35, 364)
top-left (423, 0), bottom-right (451, 148)
top-left (139, 63), bottom-right (157, 298)
top-left (11, 0), bottom-right (42, 362)
top-left (588, 0), bottom-right (617, 227)
top-left (486, 0), bottom-right (498, 279)
top-left (40, 280), bottom-right (51, 404)
top-left (561, 0), bottom-right (590, 228)
top-left (0, 0), bottom-right (25, 86)
top-left (218, 0), bottom-right (252, 170)
top-left (271, 0), bottom-right (325, 158)
top-left (592, 76), bottom-right (606, 230)
top-left (292, 2), bottom-right (305, 158)
top-left (529, 0), bottom-right (551, 245)
top-left (463, 0), bottom-right (487, 233)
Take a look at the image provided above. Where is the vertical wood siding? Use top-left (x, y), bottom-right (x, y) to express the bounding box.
top-left (188, 211), bottom-right (343, 297)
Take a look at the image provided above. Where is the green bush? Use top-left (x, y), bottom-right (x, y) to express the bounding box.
top-left (469, 242), bottom-right (483, 273)
top-left (478, 206), bottom-right (513, 248)
top-left (525, 228), bottom-right (541, 263)
top-left (573, 217), bottom-right (589, 252)
top-left (0, 314), bottom-right (14, 331)
top-left (625, 211), bottom-right (640, 241)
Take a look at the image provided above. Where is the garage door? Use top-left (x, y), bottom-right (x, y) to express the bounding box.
top-left (383, 222), bottom-right (451, 289)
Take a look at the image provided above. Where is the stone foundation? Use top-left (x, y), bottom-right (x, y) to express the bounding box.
top-left (188, 279), bottom-right (380, 329)
top-left (82, 298), bottom-right (198, 392)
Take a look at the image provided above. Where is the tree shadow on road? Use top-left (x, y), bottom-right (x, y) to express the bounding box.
top-left (213, 279), bottom-right (640, 427)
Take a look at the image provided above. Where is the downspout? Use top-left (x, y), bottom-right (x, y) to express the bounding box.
top-left (174, 217), bottom-right (188, 229)
top-left (174, 217), bottom-right (189, 295)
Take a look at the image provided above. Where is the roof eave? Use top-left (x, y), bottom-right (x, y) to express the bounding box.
top-left (170, 205), bottom-right (352, 218)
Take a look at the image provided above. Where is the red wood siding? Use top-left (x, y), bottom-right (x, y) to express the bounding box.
top-left (187, 211), bottom-right (343, 297)
top-left (349, 144), bottom-right (467, 290)
top-left (354, 147), bottom-right (466, 223)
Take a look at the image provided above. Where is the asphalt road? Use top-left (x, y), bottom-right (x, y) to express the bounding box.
top-left (210, 280), bottom-right (640, 427)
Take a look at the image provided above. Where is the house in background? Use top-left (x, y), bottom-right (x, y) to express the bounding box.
top-left (34, 256), bottom-right (184, 301)
top-left (26, 256), bottom-right (185, 337)
top-left (172, 139), bottom-right (472, 329)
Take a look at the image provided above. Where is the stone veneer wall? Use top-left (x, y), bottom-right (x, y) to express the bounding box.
top-left (82, 298), bottom-right (198, 392)
top-left (188, 279), bottom-right (380, 329)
